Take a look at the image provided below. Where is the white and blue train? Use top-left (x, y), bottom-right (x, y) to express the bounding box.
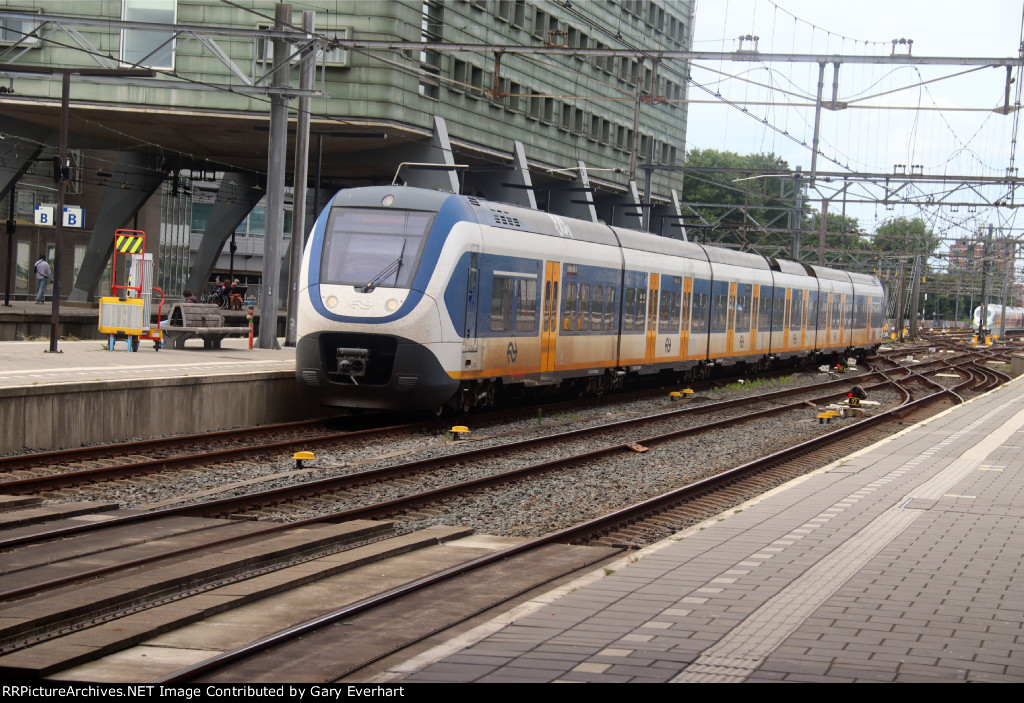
top-left (295, 186), bottom-right (885, 412)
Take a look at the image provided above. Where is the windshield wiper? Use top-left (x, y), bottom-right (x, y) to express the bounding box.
top-left (361, 240), bottom-right (407, 293)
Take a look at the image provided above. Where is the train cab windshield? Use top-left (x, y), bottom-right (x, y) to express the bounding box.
top-left (320, 207), bottom-right (435, 289)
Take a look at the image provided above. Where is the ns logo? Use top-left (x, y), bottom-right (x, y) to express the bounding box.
top-left (506, 341), bottom-right (518, 362)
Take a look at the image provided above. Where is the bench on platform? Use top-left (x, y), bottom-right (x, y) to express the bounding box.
top-left (163, 303), bottom-right (250, 349)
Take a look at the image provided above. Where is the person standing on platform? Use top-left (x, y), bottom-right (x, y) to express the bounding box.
top-left (34, 255), bottom-right (51, 304)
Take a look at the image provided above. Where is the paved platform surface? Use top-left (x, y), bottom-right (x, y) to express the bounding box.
top-left (0, 337), bottom-right (295, 389)
top-left (384, 377), bottom-right (1024, 683)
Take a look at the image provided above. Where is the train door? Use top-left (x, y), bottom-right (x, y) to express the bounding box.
top-left (751, 285), bottom-right (760, 353)
top-left (541, 261), bottom-right (560, 373)
top-left (782, 288), bottom-right (792, 353)
top-left (726, 281), bottom-right (737, 354)
top-left (681, 277), bottom-right (692, 359)
top-left (734, 282), bottom-right (753, 356)
top-left (839, 293), bottom-right (847, 345)
top-left (827, 292), bottom-right (838, 346)
top-left (794, 290), bottom-right (806, 350)
top-left (645, 273), bottom-right (660, 362)
top-left (462, 251), bottom-right (479, 352)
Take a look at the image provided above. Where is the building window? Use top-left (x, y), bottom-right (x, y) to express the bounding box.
top-left (543, 97), bottom-right (556, 124)
top-left (496, 1), bottom-right (512, 23)
top-left (318, 29), bottom-right (350, 67)
top-left (0, 10), bottom-right (41, 47)
top-left (528, 93), bottom-right (542, 120)
top-left (507, 81), bottom-right (521, 112)
top-left (15, 241), bottom-right (29, 295)
top-left (419, 1), bottom-right (443, 99)
top-left (512, 0), bottom-right (527, 28)
top-left (121, 0), bottom-right (176, 70)
top-left (257, 26), bottom-right (349, 68)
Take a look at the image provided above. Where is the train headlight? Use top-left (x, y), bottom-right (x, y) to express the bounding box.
top-left (324, 295), bottom-right (339, 309)
top-left (385, 298), bottom-right (400, 312)
top-left (381, 194), bottom-right (395, 207)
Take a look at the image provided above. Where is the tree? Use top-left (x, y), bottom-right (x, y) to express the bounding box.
top-left (681, 149), bottom-right (795, 248)
top-left (803, 211), bottom-right (869, 252)
top-left (871, 217), bottom-right (941, 256)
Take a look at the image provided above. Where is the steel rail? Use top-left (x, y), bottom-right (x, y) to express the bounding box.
top-left (0, 372), bottom-right (898, 570)
top-left (0, 369), bottom-right (888, 497)
top-left (157, 371), bottom-right (967, 683)
top-left (0, 357), bottom-right (988, 605)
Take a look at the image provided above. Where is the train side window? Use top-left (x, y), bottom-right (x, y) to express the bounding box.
top-left (758, 294), bottom-right (772, 331)
top-left (690, 292), bottom-right (708, 332)
top-left (550, 282), bottom-right (559, 331)
top-left (773, 293), bottom-right (785, 331)
top-left (681, 291), bottom-right (691, 331)
top-left (490, 277), bottom-right (512, 332)
top-left (516, 279), bottom-right (537, 332)
top-left (711, 294), bottom-right (728, 332)
top-left (659, 289), bottom-right (672, 331)
top-left (735, 289), bottom-right (751, 331)
top-left (637, 288), bottom-right (648, 331)
top-left (592, 285), bottom-right (604, 330)
top-left (543, 281), bottom-right (551, 332)
top-left (854, 295), bottom-right (868, 327)
top-left (579, 284), bottom-right (590, 331)
top-left (831, 296), bottom-right (841, 328)
top-left (671, 291), bottom-right (681, 332)
top-left (791, 292), bottom-right (804, 329)
top-left (807, 294), bottom-right (819, 328)
top-left (563, 281), bottom-right (578, 332)
top-left (604, 286), bottom-right (616, 331)
top-left (624, 286), bottom-right (636, 331)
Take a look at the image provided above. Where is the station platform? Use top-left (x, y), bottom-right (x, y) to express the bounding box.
top-left (0, 332), bottom-right (306, 454)
top-left (386, 377), bottom-right (1024, 683)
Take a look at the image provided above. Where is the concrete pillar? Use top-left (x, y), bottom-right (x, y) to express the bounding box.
top-left (549, 161), bottom-right (598, 223)
top-left (186, 171), bottom-right (265, 294)
top-left (472, 140), bottom-right (537, 209)
top-left (651, 189), bottom-right (687, 240)
top-left (68, 151), bottom-right (166, 302)
top-left (608, 180), bottom-right (644, 228)
top-left (399, 116), bottom-right (460, 193)
top-left (0, 138), bottom-right (47, 199)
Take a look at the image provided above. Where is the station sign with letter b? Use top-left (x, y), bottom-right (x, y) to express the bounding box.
top-left (63, 206), bottom-right (84, 227)
top-left (34, 205), bottom-right (54, 226)
top-left (32, 204), bottom-right (84, 228)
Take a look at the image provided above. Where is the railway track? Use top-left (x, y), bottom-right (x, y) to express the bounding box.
top-left (162, 359), bottom-right (993, 683)
top-left (1, 369), bottom-right (905, 530)
top-left (0, 351), bottom-right (988, 506)
top-left (0, 350), bottom-right (1009, 682)
top-left (0, 366), bottom-right (803, 493)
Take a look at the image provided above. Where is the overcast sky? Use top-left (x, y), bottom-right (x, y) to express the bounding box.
top-left (683, 0), bottom-right (1024, 237)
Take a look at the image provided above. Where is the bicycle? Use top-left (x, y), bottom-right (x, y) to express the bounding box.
top-left (200, 286), bottom-right (229, 309)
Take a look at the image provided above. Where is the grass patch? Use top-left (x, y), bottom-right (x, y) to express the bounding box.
top-left (718, 375), bottom-right (793, 393)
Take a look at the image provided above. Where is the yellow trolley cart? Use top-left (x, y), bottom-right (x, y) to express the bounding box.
top-left (98, 229), bottom-right (165, 351)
